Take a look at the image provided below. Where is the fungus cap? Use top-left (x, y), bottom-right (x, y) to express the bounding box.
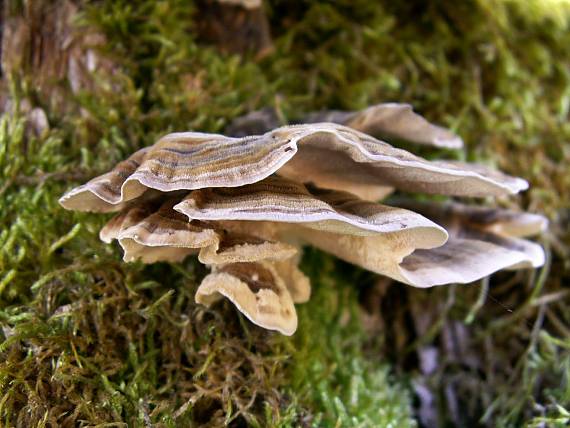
top-left (174, 175), bottom-right (448, 239)
top-left (102, 199), bottom-right (219, 263)
top-left (229, 103), bottom-right (463, 149)
top-left (302, 103), bottom-right (464, 149)
top-left (196, 262), bottom-right (298, 335)
top-left (59, 123), bottom-right (527, 212)
top-left (101, 197), bottom-right (299, 265)
top-left (392, 201), bottom-right (547, 286)
top-left (174, 176), bottom-right (455, 287)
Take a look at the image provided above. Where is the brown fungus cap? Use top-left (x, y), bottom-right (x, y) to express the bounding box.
top-left (101, 198), bottom-right (219, 263)
top-left (174, 175), bottom-right (448, 240)
top-left (60, 148), bottom-right (151, 212)
top-left (228, 103), bottom-right (463, 149)
top-left (397, 201), bottom-right (548, 239)
top-left (101, 197), bottom-right (311, 312)
top-left (173, 175), bottom-right (454, 287)
top-left (59, 123), bottom-right (527, 212)
top-left (196, 262), bottom-right (298, 335)
top-left (101, 196), bottom-right (300, 266)
top-left (99, 201), bottom-right (157, 244)
top-left (275, 124), bottom-right (527, 199)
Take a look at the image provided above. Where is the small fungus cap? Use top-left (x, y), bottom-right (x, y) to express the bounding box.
top-left (229, 103), bottom-right (463, 149)
top-left (196, 262), bottom-right (298, 335)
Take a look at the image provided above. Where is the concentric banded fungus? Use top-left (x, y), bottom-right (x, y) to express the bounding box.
top-left (60, 148), bottom-right (151, 212)
top-left (99, 201), bottom-right (157, 244)
top-left (99, 195), bottom-right (308, 329)
top-left (60, 107), bottom-right (545, 335)
top-left (100, 198), bottom-right (219, 263)
top-left (174, 175), bottom-right (453, 285)
top-left (174, 175), bottom-right (448, 239)
top-left (101, 198), bottom-right (299, 265)
top-left (173, 176), bottom-right (545, 287)
top-left (299, 201), bottom-right (546, 287)
top-left (196, 262), bottom-right (298, 335)
top-left (59, 123), bottom-right (526, 212)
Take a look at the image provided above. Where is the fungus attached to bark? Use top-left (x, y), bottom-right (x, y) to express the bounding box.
top-left (59, 107), bottom-right (546, 335)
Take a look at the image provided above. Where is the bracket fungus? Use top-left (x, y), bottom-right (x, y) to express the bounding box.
top-left (60, 104), bottom-right (546, 335)
top-left (196, 262), bottom-right (298, 335)
top-left (302, 103), bottom-right (464, 149)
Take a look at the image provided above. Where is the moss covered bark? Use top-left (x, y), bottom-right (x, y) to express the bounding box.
top-left (1, 0), bottom-right (569, 426)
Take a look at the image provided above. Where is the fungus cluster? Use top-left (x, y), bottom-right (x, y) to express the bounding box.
top-left (59, 103), bottom-right (546, 335)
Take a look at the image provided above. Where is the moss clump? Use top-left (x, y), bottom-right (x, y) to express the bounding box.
top-left (287, 249), bottom-right (417, 427)
top-left (1, 0), bottom-right (569, 426)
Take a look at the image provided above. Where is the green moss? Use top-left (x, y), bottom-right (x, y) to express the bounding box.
top-left (286, 249), bottom-right (417, 427)
top-left (1, 0), bottom-right (569, 426)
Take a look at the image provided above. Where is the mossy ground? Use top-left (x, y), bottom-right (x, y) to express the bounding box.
top-left (1, 0), bottom-right (569, 426)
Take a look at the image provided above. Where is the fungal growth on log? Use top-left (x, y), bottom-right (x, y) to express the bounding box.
top-left (59, 103), bottom-right (546, 335)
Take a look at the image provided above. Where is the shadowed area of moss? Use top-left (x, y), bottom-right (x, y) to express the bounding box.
top-left (1, 0), bottom-right (569, 426)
